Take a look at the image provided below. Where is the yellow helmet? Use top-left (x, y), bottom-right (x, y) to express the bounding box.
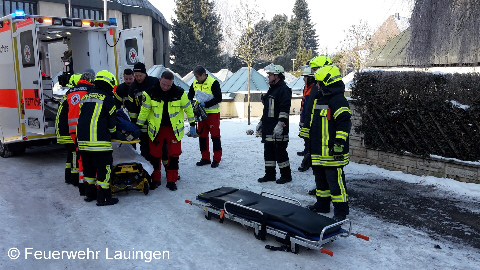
top-left (95, 70), bottom-right (118, 89)
top-left (314, 65), bottom-right (342, 86)
top-left (309, 55), bottom-right (332, 68)
top-left (67, 73), bottom-right (82, 88)
top-left (264, 63), bottom-right (285, 74)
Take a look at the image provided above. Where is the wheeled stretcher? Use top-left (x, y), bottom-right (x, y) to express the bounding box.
top-left (186, 187), bottom-right (368, 255)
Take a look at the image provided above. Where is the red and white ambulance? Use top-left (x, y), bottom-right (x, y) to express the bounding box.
top-left (0, 10), bottom-right (143, 157)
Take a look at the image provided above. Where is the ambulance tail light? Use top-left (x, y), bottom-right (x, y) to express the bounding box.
top-left (62, 18), bottom-right (73, 26)
top-left (52, 17), bottom-right (62, 25)
top-left (73, 19), bottom-right (82, 27)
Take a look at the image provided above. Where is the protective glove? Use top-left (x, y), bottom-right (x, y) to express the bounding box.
top-left (255, 121), bottom-right (262, 137)
top-left (272, 121), bottom-right (286, 137)
top-left (190, 126), bottom-right (196, 137)
top-left (332, 143), bottom-right (344, 161)
top-left (199, 101), bottom-right (205, 107)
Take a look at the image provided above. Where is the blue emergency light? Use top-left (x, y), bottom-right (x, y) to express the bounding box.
top-left (13, 10), bottom-right (25, 19)
top-left (109, 18), bottom-right (117, 26)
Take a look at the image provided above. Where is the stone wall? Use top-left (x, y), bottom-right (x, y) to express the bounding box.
top-left (349, 103), bottom-right (480, 184)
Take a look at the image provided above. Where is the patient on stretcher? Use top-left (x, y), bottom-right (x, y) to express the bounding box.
top-left (115, 109), bottom-right (140, 142)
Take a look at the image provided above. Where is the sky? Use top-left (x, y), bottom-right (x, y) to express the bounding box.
top-left (1, 115), bottom-right (479, 269)
top-left (151, 0), bottom-right (414, 53)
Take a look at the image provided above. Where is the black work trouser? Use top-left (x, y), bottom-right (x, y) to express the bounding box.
top-left (81, 151), bottom-right (113, 189)
top-left (263, 142), bottom-right (291, 178)
top-left (313, 166), bottom-right (349, 217)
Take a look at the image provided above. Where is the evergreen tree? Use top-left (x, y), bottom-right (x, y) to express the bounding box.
top-left (171, 0), bottom-right (223, 76)
top-left (288, 0), bottom-right (318, 54)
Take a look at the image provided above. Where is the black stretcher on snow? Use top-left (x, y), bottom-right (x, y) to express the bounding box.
top-left (186, 187), bottom-right (369, 255)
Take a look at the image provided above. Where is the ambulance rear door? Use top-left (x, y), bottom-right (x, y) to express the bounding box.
top-left (117, 27), bottom-right (143, 83)
top-left (13, 17), bottom-right (45, 135)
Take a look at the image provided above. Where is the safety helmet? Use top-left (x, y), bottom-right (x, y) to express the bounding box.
top-left (264, 63), bottom-right (285, 75)
top-left (67, 73), bottom-right (82, 88)
top-left (95, 70), bottom-right (118, 89)
top-left (314, 65), bottom-right (342, 86)
top-left (309, 55), bottom-right (332, 68)
top-left (301, 65), bottom-right (313, 76)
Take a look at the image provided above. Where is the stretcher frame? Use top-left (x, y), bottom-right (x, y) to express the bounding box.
top-left (187, 190), bottom-right (360, 255)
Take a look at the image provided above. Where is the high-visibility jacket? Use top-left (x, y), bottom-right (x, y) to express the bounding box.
top-left (67, 80), bottom-right (93, 135)
top-left (55, 93), bottom-right (73, 144)
top-left (137, 84), bottom-right (195, 142)
top-left (188, 75), bottom-right (222, 114)
top-left (260, 80), bottom-right (292, 143)
top-left (127, 76), bottom-right (159, 132)
top-left (309, 80), bottom-right (352, 167)
top-left (77, 86), bottom-right (117, 152)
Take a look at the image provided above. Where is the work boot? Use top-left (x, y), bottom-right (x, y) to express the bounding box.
top-left (276, 176), bottom-right (292, 184)
top-left (307, 196), bottom-right (331, 213)
top-left (211, 160), bottom-right (219, 168)
top-left (308, 188), bottom-right (316, 196)
top-left (96, 188), bottom-right (119, 206)
top-left (150, 181), bottom-right (161, 190)
top-left (258, 175), bottom-right (276, 183)
top-left (333, 215), bottom-right (347, 222)
top-left (196, 159), bottom-right (211, 166)
top-left (333, 202), bottom-right (349, 219)
top-left (298, 154), bottom-right (311, 172)
top-left (297, 151), bottom-right (304, 156)
top-left (71, 173), bottom-right (79, 187)
top-left (84, 184), bottom-right (97, 202)
top-left (78, 182), bottom-right (86, 196)
top-left (166, 182), bottom-right (177, 191)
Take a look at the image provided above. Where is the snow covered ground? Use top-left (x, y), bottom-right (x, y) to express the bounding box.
top-left (1, 116), bottom-right (479, 269)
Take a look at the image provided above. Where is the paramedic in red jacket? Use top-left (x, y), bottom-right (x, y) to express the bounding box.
top-left (67, 69), bottom-right (95, 196)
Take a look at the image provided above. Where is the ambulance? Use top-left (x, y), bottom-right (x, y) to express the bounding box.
top-left (0, 10), bottom-right (144, 157)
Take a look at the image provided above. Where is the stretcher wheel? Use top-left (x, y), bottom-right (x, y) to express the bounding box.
top-left (143, 180), bottom-right (149, 195)
top-left (205, 214), bottom-right (211, 220)
top-left (292, 244), bottom-right (299, 254)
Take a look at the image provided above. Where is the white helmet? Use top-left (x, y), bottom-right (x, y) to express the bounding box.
top-left (264, 63), bottom-right (284, 74)
top-left (301, 65), bottom-right (313, 76)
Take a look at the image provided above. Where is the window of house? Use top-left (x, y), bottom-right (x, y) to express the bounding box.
top-left (1, 0), bottom-right (36, 17)
top-left (122, 13), bottom-right (130, 29)
top-left (69, 6), bottom-right (103, 20)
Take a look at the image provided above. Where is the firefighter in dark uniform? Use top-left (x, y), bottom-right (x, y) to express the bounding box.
top-left (127, 62), bottom-right (162, 182)
top-left (55, 74), bottom-right (80, 185)
top-left (188, 66), bottom-right (223, 168)
top-left (307, 65), bottom-right (352, 221)
top-left (299, 55), bottom-right (333, 195)
top-left (257, 64), bottom-right (292, 184)
top-left (77, 70), bottom-right (119, 206)
top-left (114, 68), bottom-right (134, 109)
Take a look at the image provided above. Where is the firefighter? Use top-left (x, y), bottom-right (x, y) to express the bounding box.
top-left (256, 64), bottom-right (292, 184)
top-left (137, 71), bottom-right (195, 191)
top-left (114, 68), bottom-right (134, 109)
top-left (187, 66), bottom-right (223, 168)
top-left (297, 66), bottom-right (315, 172)
top-left (77, 70), bottom-right (119, 206)
top-left (67, 69), bottom-right (95, 196)
top-left (300, 55), bottom-right (333, 195)
top-left (307, 65), bottom-right (352, 221)
top-left (55, 73), bottom-right (80, 185)
top-left (127, 62), bottom-right (161, 181)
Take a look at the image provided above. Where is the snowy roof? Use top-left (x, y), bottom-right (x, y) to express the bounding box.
top-left (183, 69), bottom-right (221, 86)
top-left (288, 76), bottom-right (305, 91)
top-left (213, 69), bottom-right (234, 82)
top-left (147, 65), bottom-right (190, 91)
top-left (220, 67), bottom-right (269, 93)
top-left (393, 14), bottom-right (410, 32)
top-left (343, 71), bottom-right (356, 90)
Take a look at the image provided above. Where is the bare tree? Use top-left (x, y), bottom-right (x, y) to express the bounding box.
top-left (228, 0), bottom-right (266, 125)
top-left (341, 20), bottom-right (373, 74)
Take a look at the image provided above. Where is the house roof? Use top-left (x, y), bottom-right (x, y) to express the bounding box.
top-left (288, 76), bottom-right (305, 92)
top-left (220, 67), bottom-right (270, 93)
top-left (147, 65), bottom-right (190, 91)
top-left (369, 28), bottom-right (411, 67)
top-left (213, 69), bottom-right (233, 82)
